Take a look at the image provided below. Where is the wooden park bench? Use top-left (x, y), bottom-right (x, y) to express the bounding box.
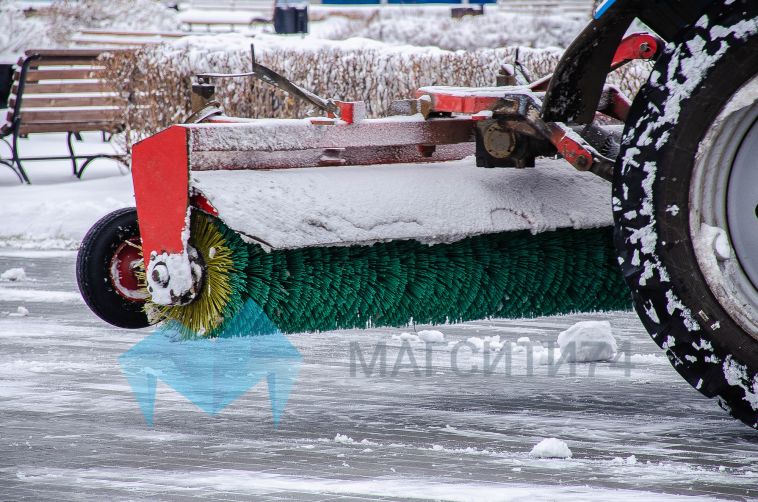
top-left (0, 49), bottom-right (127, 184)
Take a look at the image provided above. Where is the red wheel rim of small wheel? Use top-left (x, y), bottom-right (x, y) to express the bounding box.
top-left (110, 238), bottom-right (148, 302)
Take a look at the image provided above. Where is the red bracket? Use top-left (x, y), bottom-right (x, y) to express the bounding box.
top-left (325, 101), bottom-right (367, 125)
top-left (611, 32), bottom-right (662, 68)
top-left (414, 89), bottom-right (500, 115)
top-left (131, 125), bottom-right (190, 269)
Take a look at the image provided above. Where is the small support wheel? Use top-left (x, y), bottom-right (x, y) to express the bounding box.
top-left (76, 207), bottom-right (153, 329)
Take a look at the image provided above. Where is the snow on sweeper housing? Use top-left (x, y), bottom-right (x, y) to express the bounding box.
top-left (76, 0), bottom-right (758, 429)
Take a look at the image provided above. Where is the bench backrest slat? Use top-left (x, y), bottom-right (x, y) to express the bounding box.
top-left (22, 69), bottom-right (106, 82)
top-left (11, 95), bottom-right (125, 108)
top-left (2, 49), bottom-right (125, 137)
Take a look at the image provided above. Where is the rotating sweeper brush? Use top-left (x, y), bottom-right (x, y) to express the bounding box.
top-left (78, 0), bottom-right (758, 429)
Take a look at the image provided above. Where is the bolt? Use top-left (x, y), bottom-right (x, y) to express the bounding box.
top-left (575, 155), bottom-right (589, 170)
top-left (151, 263), bottom-right (169, 287)
top-left (639, 42), bottom-right (650, 56)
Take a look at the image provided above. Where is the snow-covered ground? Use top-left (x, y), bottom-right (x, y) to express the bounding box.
top-left (1, 5), bottom-right (756, 498)
top-left (1, 250), bottom-right (757, 500)
top-left (1, 134), bottom-right (757, 499)
top-left (0, 132), bottom-right (132, 249)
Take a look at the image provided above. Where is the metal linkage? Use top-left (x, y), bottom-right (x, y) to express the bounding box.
top-left (195, 44), bottom-right (342, 118)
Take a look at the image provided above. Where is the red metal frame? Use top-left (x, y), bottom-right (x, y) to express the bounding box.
top-left (131, 32), bottom-right (660, 277)
top-left (131, 125), bottom-right (190, 269)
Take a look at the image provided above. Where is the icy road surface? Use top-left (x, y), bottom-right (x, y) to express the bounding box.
top-left (1, 250), bottom-right (757, 501)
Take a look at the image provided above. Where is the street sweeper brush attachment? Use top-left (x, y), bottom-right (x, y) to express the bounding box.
top-left (137, 209), bottom-right (628, 337)
top-left (82, 33), bottom-right (665, 338)
top-left (123, 119), bottom-right (631, 338)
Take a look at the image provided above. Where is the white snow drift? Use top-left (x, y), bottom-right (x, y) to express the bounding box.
top-left (0, 268), bottom-right (26, 282)
top-left (529, 437), bottom-right (573, 459)
top-left (557, 320), bottom-right (618, 363)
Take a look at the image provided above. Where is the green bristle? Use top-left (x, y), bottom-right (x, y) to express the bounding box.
top-left (239, 226), bottom-right (631, 334)
top-left (158, 214), bottom-right (630, 337)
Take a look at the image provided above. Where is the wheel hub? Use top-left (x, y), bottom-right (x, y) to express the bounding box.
top-left (110, 238), bottom-right (148, 302)
top-left (726, 115), bottom-right (758, 290)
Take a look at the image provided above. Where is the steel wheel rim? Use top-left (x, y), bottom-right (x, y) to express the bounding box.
top-left (690, 75), bottom-right (758, 336)
top-left (110, 238), bottom-right (148, 302)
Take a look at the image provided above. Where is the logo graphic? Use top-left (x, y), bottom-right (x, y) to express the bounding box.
top-left (119, 300), bottom-right (301, 427)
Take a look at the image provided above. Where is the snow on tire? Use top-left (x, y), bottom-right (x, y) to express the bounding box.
top-left (613, 1), bottom-right (758, 428)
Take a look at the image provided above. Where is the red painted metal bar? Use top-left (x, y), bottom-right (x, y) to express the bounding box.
top-left (131, 125), bottom-right (190, 269)
top-left (188, 117), bottom-right (475, 153)
top-left (414, 89), bottom-right (501, 115)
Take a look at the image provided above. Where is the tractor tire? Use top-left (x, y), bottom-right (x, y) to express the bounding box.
top-left (614, 1), bottom-right (758, 428)
top-left (76, 207), bottom-right (152, 329)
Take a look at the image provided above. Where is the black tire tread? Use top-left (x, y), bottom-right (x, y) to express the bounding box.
top-left (614, 1), bottom-right (758, 428)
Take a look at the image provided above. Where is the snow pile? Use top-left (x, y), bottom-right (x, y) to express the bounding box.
top-left (557, 320), bottom-right (617, 363)
top-left (529, 437), bottom-right (572, 459)
top-left (464, 335), bottom-right (508, 352)
top-left (0, 268), bottom-right (26, 282)
top-left (334, 433), bottom-right (354, 444)
top-left (611, 455), bottom-right (638, 465)
top-left (0, 144), bottom-right (133, 246)
top-left (0, 4), bottom-right (52, 62)
top-left (333, 434), bottom-right (379, 446)
top-left (8, 306), bottom-right (29, 318)
top-left (391, 332), bottom-right (421, 343)
top-left (418, 330), bottom-right (445, 343)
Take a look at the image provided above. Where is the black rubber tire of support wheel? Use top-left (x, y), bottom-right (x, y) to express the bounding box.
top-left (76, 207), bottom-right (151, 329)
top-left (614, 2), bottom-right (758, 428)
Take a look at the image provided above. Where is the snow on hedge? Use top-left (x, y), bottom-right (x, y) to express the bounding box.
top-left (104, 32), bottom-right (647, 148)
top-left (105, 33), bottom-right (562, 144)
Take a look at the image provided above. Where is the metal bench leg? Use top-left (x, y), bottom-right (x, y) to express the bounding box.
top-left (67, 131), bottom-right (81, 177)
top-left (67, 131), bottom-right (123, 179)
top-left (7, 131), bottom-right (31, 184)
top-left (0, 137), bottom-right (21, 182)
